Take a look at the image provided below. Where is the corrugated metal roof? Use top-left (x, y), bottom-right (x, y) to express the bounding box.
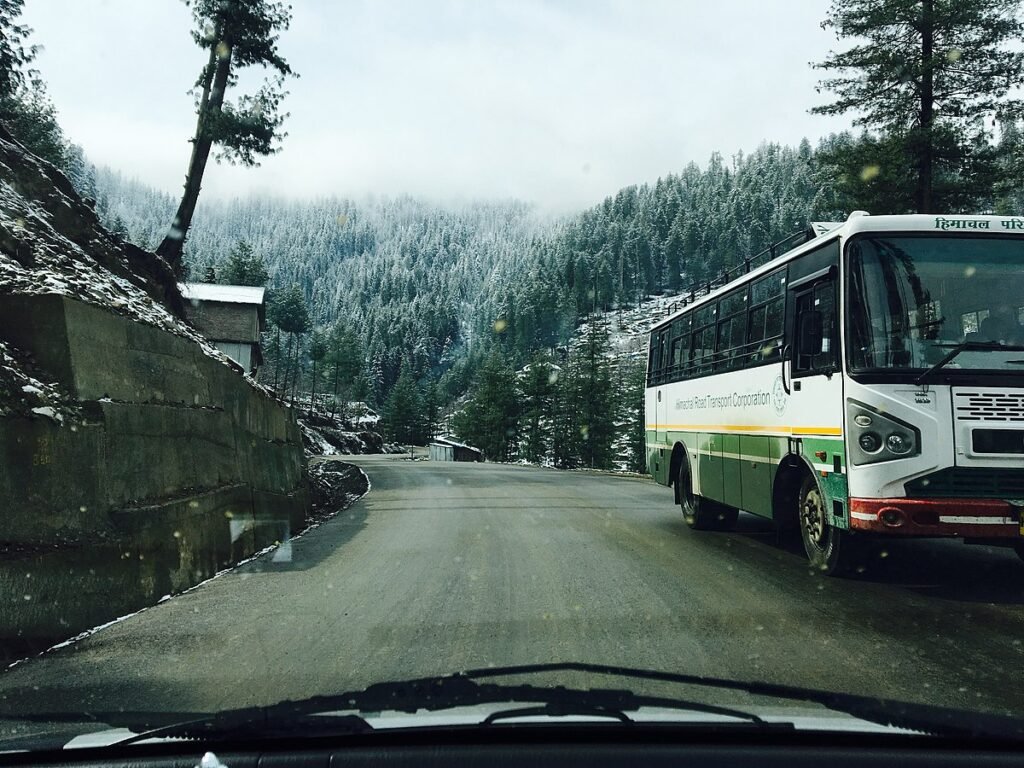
top-left (179, 282), bottom-right (266, 305)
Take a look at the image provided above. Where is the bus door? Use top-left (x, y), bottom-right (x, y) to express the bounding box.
top-left (784, 237), bottom-right (843, 459)
top-left (786, 262), bottom-right (843, 455)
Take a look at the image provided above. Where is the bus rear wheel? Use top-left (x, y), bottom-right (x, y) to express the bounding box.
top-left (798, 474), bottom-right (858, 575)
top-left (678, 460), bottom-right (737, 531)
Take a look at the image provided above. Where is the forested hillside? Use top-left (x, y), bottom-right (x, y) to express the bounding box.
top-left (486, 141), bottom-right (843, 362)
top-left (83, 172), bottom-right (546, 399)
top-left (84, 139), bottom-right (837, 371)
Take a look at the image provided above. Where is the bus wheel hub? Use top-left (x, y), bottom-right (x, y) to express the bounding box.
top-left (802, 488), bottom-right (827, 546)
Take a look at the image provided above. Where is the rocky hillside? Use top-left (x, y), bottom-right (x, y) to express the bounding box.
top-left (0, 126), bottom-right (246, 419)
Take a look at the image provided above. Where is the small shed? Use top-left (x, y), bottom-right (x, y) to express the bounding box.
top-left (179, 282), bottom-right (266, 373)
top-left (429, 436), bottom-right (483, 462)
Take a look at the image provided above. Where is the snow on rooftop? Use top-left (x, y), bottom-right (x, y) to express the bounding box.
top-left (432, 435), bottom-right (480, 451)
top-left (179, 283), bottom-right (266, 305)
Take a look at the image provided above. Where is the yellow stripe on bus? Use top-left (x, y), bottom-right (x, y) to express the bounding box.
top-left (645, 424), bottom-right (842, 436)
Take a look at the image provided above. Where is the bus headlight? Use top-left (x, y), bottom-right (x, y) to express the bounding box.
top-left (886, 432), bottom-right (912, 454)
top-left (847, 399), bottom-right (920, 466)
top-left (858, 432), bottom-right (882, 452)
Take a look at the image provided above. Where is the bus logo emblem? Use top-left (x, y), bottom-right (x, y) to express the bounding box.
top-left (773, 376), bottom-right (788, 415)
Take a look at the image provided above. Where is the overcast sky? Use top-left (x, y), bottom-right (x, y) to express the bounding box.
top-left (23, 0), bottom-right (852, 211)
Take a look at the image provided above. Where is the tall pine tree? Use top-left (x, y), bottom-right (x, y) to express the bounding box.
top-left (812, 0), bottom-right (1024, 212)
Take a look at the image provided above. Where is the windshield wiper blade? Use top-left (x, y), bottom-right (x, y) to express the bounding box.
top-left (98, 671), bottom-right (784, 747)
top-left (916, 340), bottom-right (1024, 386)
top-left (348, 674), bottom-right (777, 726)
top-left (81, 662), bottom-right (1023, 746)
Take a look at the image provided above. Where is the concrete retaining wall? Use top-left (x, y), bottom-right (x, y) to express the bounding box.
top-left (0, 295), bottom-right (307, 659)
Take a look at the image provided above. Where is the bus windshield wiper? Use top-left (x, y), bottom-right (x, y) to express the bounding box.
top-left (100, 669), bottom-right (783, 746)
top-left (67, 662), bottom-right (1024, 746)
top-left (916, 340), bottom-right (1024, 386)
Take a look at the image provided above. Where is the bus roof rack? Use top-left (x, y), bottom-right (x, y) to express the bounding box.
top-left (663, 222), bottom-right (828, 318)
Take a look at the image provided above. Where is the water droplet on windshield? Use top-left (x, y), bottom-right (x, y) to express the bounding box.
top-left (859, 164), bottom-right (880, 182)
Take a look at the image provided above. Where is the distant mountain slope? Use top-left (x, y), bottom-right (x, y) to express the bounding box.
top-left (81, 139), bottom-right (839, 407)
top-left (88, 171), bottom-right (548, 394)
top-left (489, 141), bottom-right (844, 362)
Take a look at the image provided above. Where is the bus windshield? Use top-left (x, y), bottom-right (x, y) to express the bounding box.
top-left (847, 235), bottom-right (1024, 374)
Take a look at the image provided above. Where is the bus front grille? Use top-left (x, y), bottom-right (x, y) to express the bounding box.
top-left (906, 468), bottom-right (1024, 499)
top-left (954, 392), bottom-right (1024, 422)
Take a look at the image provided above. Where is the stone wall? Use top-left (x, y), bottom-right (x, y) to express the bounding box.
top-left (183, 300), bottom-right (262, 344)
top-left (0, 295), bottom-right (307, 660)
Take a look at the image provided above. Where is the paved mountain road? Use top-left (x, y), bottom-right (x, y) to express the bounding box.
top-left (2, 455), bottom-right (1024, 730)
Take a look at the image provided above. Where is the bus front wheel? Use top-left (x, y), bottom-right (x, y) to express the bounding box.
top-left (798, 474), bottom-right (858, 575)
top-left (678, 460), bottom-right (737, 531)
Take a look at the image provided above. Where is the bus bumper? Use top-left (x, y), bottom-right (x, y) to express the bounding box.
top-left (849, 498), bottom-right (1021, 538)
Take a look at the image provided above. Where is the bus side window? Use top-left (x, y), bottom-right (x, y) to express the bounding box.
top-left (748, 268), bottom-right (785, 364)
top-left (688, 304), bottom-right (716, 376)
top-left (669, 335), bottom-right (682, 380)
top-left (670, 317), bottom-right (690, 381)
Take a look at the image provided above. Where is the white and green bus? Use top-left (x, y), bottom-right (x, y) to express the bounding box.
top-left (645, 213), bottom-right (1024, 574)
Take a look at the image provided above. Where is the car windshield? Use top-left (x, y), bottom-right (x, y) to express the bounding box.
top-left (3, 0), bottom-right (1024, 758)
top-left (848, 235), bottom-right (1024, 373)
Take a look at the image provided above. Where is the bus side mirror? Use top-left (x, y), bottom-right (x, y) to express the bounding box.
top-left (798, 311), bottom-right (823, 355)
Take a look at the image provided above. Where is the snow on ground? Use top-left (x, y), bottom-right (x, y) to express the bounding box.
top-left (298, 419), bottom-right (339, 456)
top-left (0, 338), bottom-right (78, 422)
top-left (297, 415), bottom-right (402, 457)
top-left (572, 291), bottom-right (688, 362)
top-left (346, 402), bottom-right (380, 427)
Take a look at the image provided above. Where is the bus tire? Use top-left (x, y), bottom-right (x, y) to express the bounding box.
top-left (678, 460), bottom-right (736, 531)
top-left (798, 473), bottom-right (857, 575)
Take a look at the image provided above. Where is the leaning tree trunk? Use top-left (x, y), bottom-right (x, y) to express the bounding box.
top-left (157, 32), bottom-right (233, 271)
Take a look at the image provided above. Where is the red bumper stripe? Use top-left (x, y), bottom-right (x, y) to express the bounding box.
top-left (848, 497), bottom-right (1019, 537)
